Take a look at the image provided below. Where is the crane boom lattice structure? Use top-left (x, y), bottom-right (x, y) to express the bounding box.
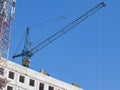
top-left (30, 2), bottom-right (105, 55)
top-left (13, 2), bottom-right (106, 68)
top-left (0, 0), bottom-right (16, 59)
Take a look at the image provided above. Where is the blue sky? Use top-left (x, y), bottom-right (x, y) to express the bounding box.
top-left (9, 0), bottom-right (120, 90)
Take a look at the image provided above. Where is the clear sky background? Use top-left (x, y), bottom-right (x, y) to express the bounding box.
top-left (9, 0), bottom-right (120, 90)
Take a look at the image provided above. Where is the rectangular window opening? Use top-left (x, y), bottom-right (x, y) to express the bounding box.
top-left (29, 79), bottom-right (35, 86)
top-left (49, 86), bottom-right (54, 90)
top-left (39, 83), bottom-right (44, 90)
top-left (7, 86), bottom-right (13, 90)
top-left (8, 71), bottom-right (14, 79)
top-left (0, 68), bottom-right (4, 75)
top-left (19, 75), bottom-right (25, 83)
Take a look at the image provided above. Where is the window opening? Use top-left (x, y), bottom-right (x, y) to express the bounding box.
top-left (7, 86), bottom-right (13, 90)
top-left (19, 75), bottom-right (25, 83)
top-left (39, 83), bottom-right (44, 90)
top-left (49, 86), bottom-right (54, 90)
top-left (8, 71), bottom-right (14, 79)
top-left (0, 68), bottom-right (4, 75)
top-left (29, 79), bottom-right (35, 86)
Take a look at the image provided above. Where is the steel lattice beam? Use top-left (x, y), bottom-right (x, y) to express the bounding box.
top-left (0, 0), bottom-right (16, 59)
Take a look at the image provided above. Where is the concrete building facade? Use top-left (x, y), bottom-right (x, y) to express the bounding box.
top-left (0, 58), bottom-right (83, 90)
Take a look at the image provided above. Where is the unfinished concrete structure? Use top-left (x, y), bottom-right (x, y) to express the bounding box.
top-left (0, 58), bottom-right (83, 90)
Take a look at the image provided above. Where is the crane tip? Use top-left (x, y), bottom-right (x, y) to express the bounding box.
top-left (101, 2), bottom-right (106, 7)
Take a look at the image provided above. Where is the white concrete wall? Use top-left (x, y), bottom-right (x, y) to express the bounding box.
top-left (0, 58), bottom-right (83, 90)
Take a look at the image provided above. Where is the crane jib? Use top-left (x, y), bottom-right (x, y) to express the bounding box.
top-left (30, 2), bottom-right (106, 56)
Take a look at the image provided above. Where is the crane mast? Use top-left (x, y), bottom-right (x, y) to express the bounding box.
top-left (13, 2), bottom-right (106, 68)
top-left (0, 0), bottom-right (16, 59)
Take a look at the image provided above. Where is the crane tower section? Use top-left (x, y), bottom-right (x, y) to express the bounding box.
top-left (0, 0), bottom-right (16, 59)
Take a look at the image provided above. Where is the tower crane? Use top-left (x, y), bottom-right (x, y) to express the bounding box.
top-left (13, 2), bottom-right (106, 67)
top-left (0, 0), bottom-right (16, 59)
top-left (0, 0), bottom-right (16, 88)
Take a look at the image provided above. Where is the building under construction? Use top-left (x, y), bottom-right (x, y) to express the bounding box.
top-left (0, 57), bottom-right (83, 90)
top-left (0, 0), bottom-right (105, 90)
